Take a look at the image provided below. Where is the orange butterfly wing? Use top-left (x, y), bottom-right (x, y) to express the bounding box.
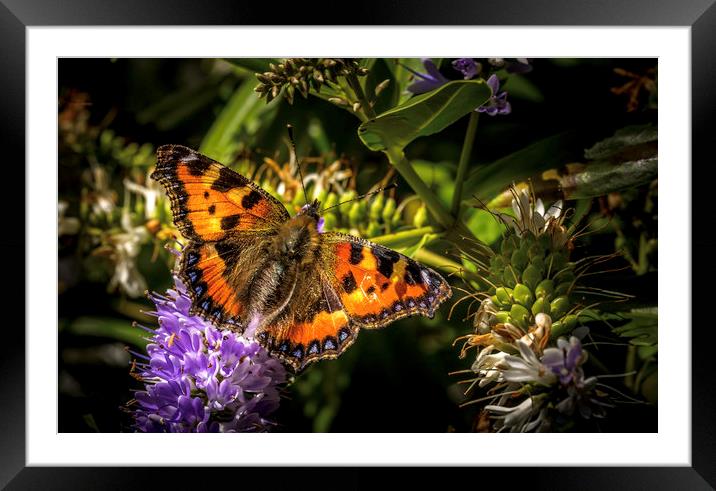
top-left (151, 144), bottom-right (289, 242)
top-left (151, 145), bottom-right (287, 328)
top-left (322, 232), bottom-right (452, 328)
top-left (256, 272), bottom-right (357, 371)
top-left (258, 233), bottom-right (452, 371)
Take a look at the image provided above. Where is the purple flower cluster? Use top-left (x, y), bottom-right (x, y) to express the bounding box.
top-left (452, 58), bottom-right (481, 79)
top-left (542, 336), bottom-right (608, 420)
top-left (406, 58), bottom-right (520, 116)
top-left (130, 277), bottom-right (287, 432)
top-left (542, 336), bottom-right (588, 386)
top-left (477, 75), bottom-right (511, 116)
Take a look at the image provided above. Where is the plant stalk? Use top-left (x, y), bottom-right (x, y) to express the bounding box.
top-left (451, 111), bottom-right (479, 218)
top-left (370, 226), bottom-right (439, 248)
top-left (413, 248), bottom-right (482, 283)
top-left (383, 147), bottom-right (455, 230)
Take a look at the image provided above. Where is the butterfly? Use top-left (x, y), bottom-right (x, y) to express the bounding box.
top-left (151, 144), bottom-right (452, 371)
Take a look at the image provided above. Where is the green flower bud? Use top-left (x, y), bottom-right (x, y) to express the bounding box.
top-left (502, 267), bottom-right (518, 288)
top-left (512, 283), bottom-right (534, 308)
top-left (369, 193), bottom-right (384, 221)
top-left (531, 297), bottom-right (550, 316)
top-left (494, 311), bottom-right (511, 324)
top-left (339, 190), bottom-right (356, 214)
top-left (413, 204), bottom-right (428, 228)
top-left (535, 279), bottom-right (555, 299)
top-left (366, 221), bottom-right (382, 237)
top-left (490, 255), bottom-right (506, 272)
top-left (554, 282), bottom-right (572, 297)
top-left (381, 198), bottom-right (396, 224)
top-left (358, 200), bottom-right (368, 216)
top-left (348, 202), bottom-right (363, 228)
top-left (521, 264), bottom-right (542, 291)
top-left (510, 249), bottom-right (529, 271)
top-left (550, 314), bottom-right (577, 338)
top-left (528, 242), bottom-right (543, 259)
top-left (314, 189), bottom-right (328, 205)
top-left (500, 236), bottom-right (516, 256)
top-left (495, 287), bottom-right (513, 307)
top-left (322, 192), bottom-right (339, 211)
top-left (391, 208), bottom-right (402, 227)
top-left (553, 269), bottom-right (576, 285)
top-left (509, 304), bottom-right (531, 330)
top-left (546, 252), bottom-right (568, 275)
top-left (550, 296), bottom-right (571, 320)
top-left (530, 255), bottom-right (545, 274)
top-left (322, 213), bottom-right (338, 231)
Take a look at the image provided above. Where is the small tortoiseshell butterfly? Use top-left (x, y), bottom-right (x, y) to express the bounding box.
top-left (151, 145), bottom-right (452, 371)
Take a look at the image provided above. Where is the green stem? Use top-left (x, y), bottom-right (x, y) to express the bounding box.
top-left (370, 226), bottom-right (439, 248)
top-left (413, 248), bottom-right (482, 283)
top-left (384, 147), bottom-right (455, 230)
top-left (451, 111), bottom-right (479, 218)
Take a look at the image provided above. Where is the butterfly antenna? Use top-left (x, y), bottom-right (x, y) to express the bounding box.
top-left (321, 182), bottom-right (398, 213)
top-left (287, 124), bottom-right (309, 205)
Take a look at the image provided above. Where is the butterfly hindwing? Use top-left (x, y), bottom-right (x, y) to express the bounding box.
top-left (151, 144), bottom-right (290, 242)
top-left (321, 232), bottom-right (452, 328)
top-left (257, 268), bottom-right (359, 371)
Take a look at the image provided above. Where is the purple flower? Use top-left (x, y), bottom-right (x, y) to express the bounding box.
top-left (451, 58), bottom-right (480, 79)
top-left (129, 274), bottom-right (287, 432)
top-left (477, 75), bottom-right (512, 116)
top-left (406, 58), bottom-right (449, 94)
top-left (542, 336), bottom-right (587, 386)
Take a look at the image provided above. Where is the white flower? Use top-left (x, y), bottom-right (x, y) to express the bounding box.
top-left (124, 174), bottom-right (163, 219)
top-left (498, 187), bottom-right (564, 239)
top-left (85, 163), bottom-right (117, 217)
top-left (485, 397), bottom-right (535, 432)
top-left (107, 208), bottom-right (149, 297)
top-left (501, 339), bottom-right (557, 385)
top-left (471, 346), bottom-right (508, 387)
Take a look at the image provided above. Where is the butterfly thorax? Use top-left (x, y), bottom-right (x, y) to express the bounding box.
top-left (271, 213), bottom-right (321, 267)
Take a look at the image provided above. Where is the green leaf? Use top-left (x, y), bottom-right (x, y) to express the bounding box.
top-left (357, 80), bottom-right (491, 152)
top-left (361, 58), bottom-right (401, 115)
top-left (66, 316), bottom-right (149, 349)
top-left (399, 232), bottom-right (432, 258)
top-left (412, 159), bottom-right (455, 207)
top-left (199, 79), bottom-right (274, 162)
top-left (385, 58), bottom-right (426, 104)
top-left (561, 158), bottom-right (658, 199)
top-left (584, 124), bottom-right (657, 160)
top-left (612, 310), bottom-right (657, 347)
top-left (136, 75), bottom-right (227, 130)
top-left (465, 208), bottom-right (505, 245)
top-left (463, 131), bottom-right (583, 202)
top-left (223, 58), bottom-right (281, 74)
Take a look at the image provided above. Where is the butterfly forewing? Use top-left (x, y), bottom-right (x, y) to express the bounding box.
top-left (151, 144), bottom-right (290, 242)
top-left (321, 232), bottom-right (452, 328)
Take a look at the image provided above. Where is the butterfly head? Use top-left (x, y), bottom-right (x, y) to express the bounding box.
top-left (298, 199), bottom-right (325, 233)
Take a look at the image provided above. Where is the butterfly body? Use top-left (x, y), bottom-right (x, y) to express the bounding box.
top-left (152, 145), bottom-right (451, 371)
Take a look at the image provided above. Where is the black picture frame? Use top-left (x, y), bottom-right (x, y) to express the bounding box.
top-left (4, 1), bottom-right (713, 488)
